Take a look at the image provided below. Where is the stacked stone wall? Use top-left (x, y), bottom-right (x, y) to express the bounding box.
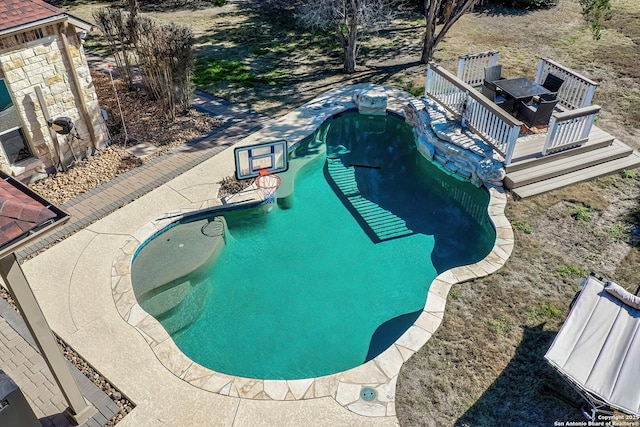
top-left (0, 23), bottom-right (108, 179)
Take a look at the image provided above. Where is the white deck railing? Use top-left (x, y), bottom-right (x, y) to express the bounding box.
top-left (457, 51), bottom-right (499, 88)
top-left (543, 105), bottom-right (600, 155)
top-left (535, 58), bottom-right (598, 110)
top-left (426, 62), bottom-right (522, 164)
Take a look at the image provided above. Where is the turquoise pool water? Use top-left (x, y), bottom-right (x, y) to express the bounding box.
top-left (133, 112), bottom-right (495, 380)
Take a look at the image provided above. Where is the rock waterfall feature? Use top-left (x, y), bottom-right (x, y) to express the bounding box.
top-left (353, 86), bottom-right (506, 186)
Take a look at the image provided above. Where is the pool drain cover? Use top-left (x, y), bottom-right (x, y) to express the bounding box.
top-left (360, 387), bottom-right (377, 402)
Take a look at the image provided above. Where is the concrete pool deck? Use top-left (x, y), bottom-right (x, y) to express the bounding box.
top-left (18, 85), bottom-right (513, 426)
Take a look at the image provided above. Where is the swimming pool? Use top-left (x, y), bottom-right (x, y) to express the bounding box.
top-left (131, 111), bottom-right (495, 380)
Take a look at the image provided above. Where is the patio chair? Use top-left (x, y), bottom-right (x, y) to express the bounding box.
top-left (496, 98), bottom-right (516, 115)
top-left (539, 92), bottom-right (558, 101)
top-left (483, 65), bottom-right (504, 93)
top-left (481, 84), bottom-right (497, 101)
top-left (542, 73), bottom-right (564, 92)
top-left (481, 83), bottom-right (512, 112)
top-left (484, 64), bottom-right (503, 83)
top-left (532, 89), bottom-right (559, 104)
top-left (517, 98), bottom-right (559, 128)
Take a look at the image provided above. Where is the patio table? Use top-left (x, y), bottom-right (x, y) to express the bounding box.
top-left (492, 77), bottom-right (552, 114)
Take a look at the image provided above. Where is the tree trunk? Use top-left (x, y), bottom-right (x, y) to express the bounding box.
top-left (420, 31), bottom-right (434, 64)
top-left (335, 22), bottom-right (358, 74)
top-left (343, 35), bottom-right (357, 73)
top-left (420, 0), bottom-right (438, 63)
top-left (420, 0), bottom-right (479, 63)
top-left (128, 0), bottom-right (139, 43)
top-left (128, 0), bottom-right (139, 19)
top-left (343, 16), bottom-right (358, 74)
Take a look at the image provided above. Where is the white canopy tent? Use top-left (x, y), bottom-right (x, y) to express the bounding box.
top-left (545, 275), bottom-right (640, 420)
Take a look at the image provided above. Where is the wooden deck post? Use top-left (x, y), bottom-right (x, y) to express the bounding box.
top-left (534, 58), bottom-right (545, 84)
top-left (582, 85), bottom-right (597, 108)
top-left (425, 63), bottom-right (434, 98)
top-left (503, 126), bottom-right (520, 165)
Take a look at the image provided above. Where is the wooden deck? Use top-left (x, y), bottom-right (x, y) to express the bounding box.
top-left (424, 61), bottom-right (639, 198)
top-left (503, 126), bottom-right (640, 198)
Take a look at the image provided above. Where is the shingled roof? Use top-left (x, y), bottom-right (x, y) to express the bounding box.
top-left (0, 173), bottom-right (68, 255)
top-left (0, 0), bottom-right (66, 33)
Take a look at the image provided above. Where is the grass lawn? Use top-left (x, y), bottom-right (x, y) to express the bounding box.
top-left (64, 0), bottom-right (640, 425)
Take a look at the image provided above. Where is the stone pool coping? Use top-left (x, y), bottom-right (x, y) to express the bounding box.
top-left (110, 85), bottom-right (514, 418)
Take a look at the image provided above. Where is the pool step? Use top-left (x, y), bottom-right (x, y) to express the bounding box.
top-left (159, 280), bottom-right (209, 336)
top-left (326, 158), bottom-right (414, 242)
top-left (137, 276), bottom-right (211, 336)
top-left (141, 280), bottom-right (192, 318)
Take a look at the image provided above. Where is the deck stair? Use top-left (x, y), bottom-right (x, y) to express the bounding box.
top-left (326, 158), bottom-right (414, 242)
top-left (504, 127), bottom-right (640, 198)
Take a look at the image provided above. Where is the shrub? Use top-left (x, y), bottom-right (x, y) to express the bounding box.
top-left (620, 169), bottom-right (636, 179)
top-left (94, 7), bottom-right (195, 120)
top-left (488, 318), bottom-right (511, 335)
top-left (556, 264), bottom-right (585, 279)
top-left (218, 175), bottom-right (254, 199)
top-left (512, 220), bottom-right (533, 234)
top-left (93, 8), bottom-right (136, 88)
top-left (571, 207), bottom-right (592, 222)
top-left (132, 17), bottom-right (195, 119)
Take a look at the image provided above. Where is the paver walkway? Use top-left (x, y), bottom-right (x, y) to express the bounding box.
top-left (0, 297), bottom-right (119, 426)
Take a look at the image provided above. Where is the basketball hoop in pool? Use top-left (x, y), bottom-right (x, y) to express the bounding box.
top-left (255, 170), bottom-right (282, 203)
top-left (234, 140), bottom-right (288, 203)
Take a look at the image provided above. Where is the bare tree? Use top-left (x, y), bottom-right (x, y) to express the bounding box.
top-left (297, 0), bottom-right (394, 74)
top-left (132, 17), bottom-right (195, 120)
top-left (420, 0), bottom-right (478, 63)
top-left (128, 0), bottom-right (139, 19)
top-left (94, 6), bottom-right (194, 121)
top-left (93, 7), bottom-right (136, 88)
top-left (127, 0), bottom-right (140, 44)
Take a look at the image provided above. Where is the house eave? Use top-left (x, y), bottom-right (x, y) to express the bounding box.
top-left (67, 16), bottom-right (94, 33)
top-left (0, 15), bottom-right (66, 37)
top-left (0, 13), bottom-right (94, 38)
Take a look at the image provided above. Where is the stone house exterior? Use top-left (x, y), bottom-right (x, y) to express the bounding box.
top-left (0, 0), bottom-right (108, 183)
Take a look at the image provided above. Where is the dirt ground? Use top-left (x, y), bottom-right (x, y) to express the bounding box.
top-left (58, 0), bottom-right (640, 425)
